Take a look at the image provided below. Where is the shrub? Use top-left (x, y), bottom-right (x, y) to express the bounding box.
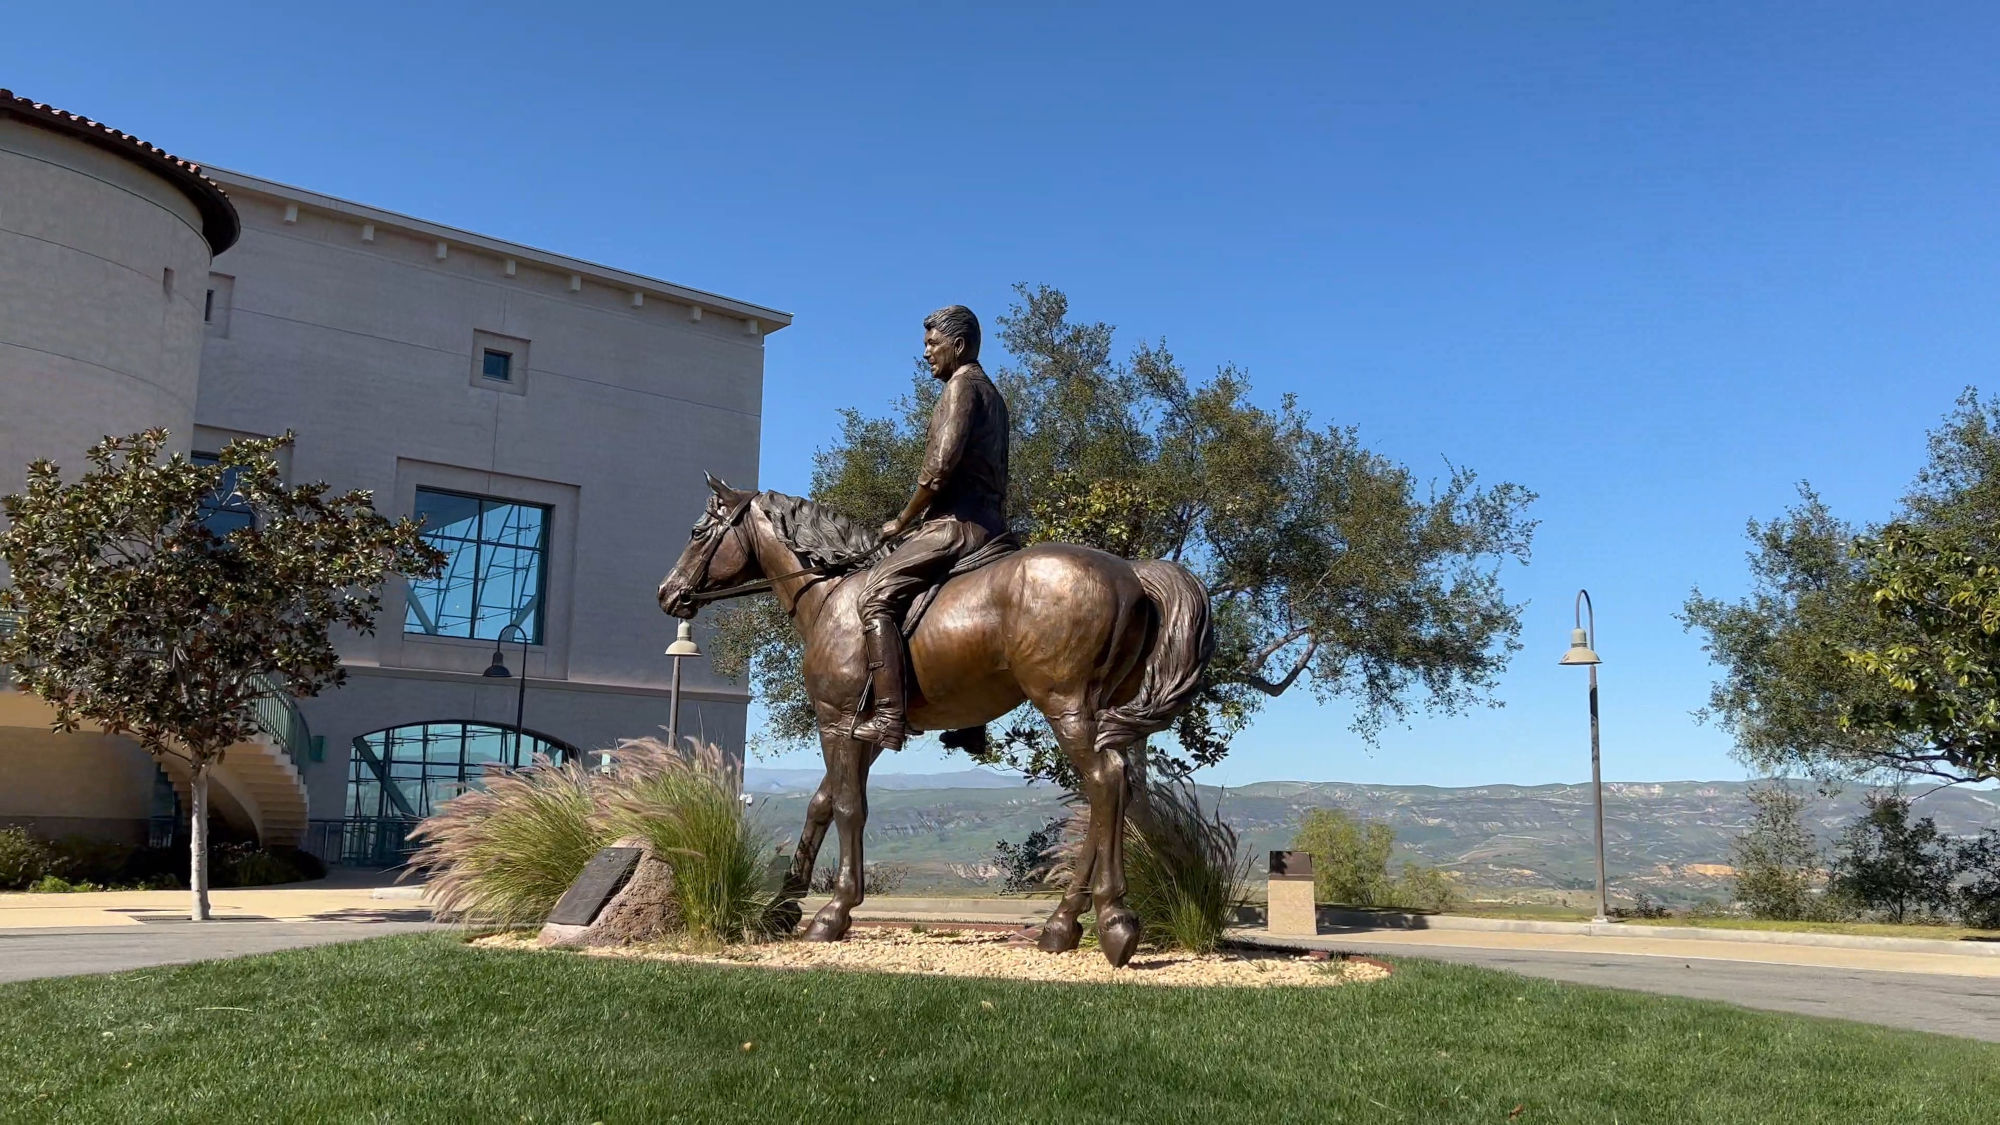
top-left (1610, 892), bottom-right (1671, 920)
top-left (1731, 781), bottom-right (1828, 921)
top-left (809, 862), bottom-right (910, 896)
top-left (26, 875), bottom-right (105, 893)
top-left (407, 755), bottom-right (607, 926)
top-left (1292, 808), bottom-right (1394, 906)
top-left (605, 738), bottom-right (775, 943)
top-left (1391, 862), bottom-right (1460, 913)
top-left (45, 836), bottom-right (135, 885)
top-left (0, 827), bottom-right (56, 890)
top-left (1956, 830), bottom-right (2000, 930)
top-left (215, 844), bottom-right (322, 888)
top-left (992, 818), bottom-right (1064, 893)
top-left (1828, 794), bottom-right (1957, 923)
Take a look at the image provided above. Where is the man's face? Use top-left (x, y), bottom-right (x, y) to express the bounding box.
top-left (923, 327), bottom-right (962, 379)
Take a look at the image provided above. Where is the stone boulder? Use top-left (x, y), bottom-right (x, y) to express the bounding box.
top-left (537, 835), bottom-right (680, 948)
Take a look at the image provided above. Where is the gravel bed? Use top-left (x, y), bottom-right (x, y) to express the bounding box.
top-left (480, 926), bottom-right (1390, 988)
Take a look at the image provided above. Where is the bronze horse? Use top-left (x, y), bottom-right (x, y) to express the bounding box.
top-left (658, 476), bottom-right (1213, 966)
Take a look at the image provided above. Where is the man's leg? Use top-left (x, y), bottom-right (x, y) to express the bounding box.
top-left (851, 523), bottom-right (960, 749)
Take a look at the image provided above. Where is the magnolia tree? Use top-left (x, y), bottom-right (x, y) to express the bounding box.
top-left (0, 430), bottom-right (442, 919)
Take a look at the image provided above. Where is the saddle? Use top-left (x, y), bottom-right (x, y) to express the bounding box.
top-left (897, 532), bottom-right (1021, 639)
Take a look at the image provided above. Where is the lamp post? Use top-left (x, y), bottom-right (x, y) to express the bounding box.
top-left (1558, 589), bottom-right (1610, 924)
top-left (482, 624), bottom-right (531, 763)
top-left (665, 619), bottom-right (703, 750)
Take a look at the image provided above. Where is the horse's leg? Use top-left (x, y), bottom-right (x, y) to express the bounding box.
top-left (1036, 739), bottom-right (1098, 954)
top-left (1034, 700), bottom-right (1141, 966)
top-left (804, 733), bottom-right (880, 942)
top-left (768, 763), bottom-right (839, 934)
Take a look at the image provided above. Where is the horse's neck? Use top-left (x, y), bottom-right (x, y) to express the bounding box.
top-left (748, 510), bottom-right (833, 635)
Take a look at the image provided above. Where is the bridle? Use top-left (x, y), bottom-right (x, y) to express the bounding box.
top-left (678, 492), bottom-right (865, 607)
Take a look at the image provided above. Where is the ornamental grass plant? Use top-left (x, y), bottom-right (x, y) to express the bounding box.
top-left (603, 737), bottom-right (776, 943)
top-left (407, 735), bottom-right (774, 941)
top-left (406, 755), bottom-right (606, 926)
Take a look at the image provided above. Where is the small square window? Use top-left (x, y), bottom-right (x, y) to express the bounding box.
top-left (482, 349), bottom-right (512, 381)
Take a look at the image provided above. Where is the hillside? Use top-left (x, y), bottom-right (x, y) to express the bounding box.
top-left (743, 770), bottom-right (2000, 903)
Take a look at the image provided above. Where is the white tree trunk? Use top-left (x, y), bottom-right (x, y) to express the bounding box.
top-left (190, 760), bottom-right (211, 922)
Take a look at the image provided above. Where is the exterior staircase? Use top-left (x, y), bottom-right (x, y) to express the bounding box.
top-left (2, 609), bottom-right (312, 848)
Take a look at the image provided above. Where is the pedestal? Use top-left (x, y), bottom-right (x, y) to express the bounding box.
top-left (1266, 850), bottom-right (1317, 937)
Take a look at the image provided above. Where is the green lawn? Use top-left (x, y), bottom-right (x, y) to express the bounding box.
top-left (1, 934), bottom-right (1995, 1124)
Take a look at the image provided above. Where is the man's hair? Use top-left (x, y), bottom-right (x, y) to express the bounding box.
top-left (923, 305), bottom-right (981, 361)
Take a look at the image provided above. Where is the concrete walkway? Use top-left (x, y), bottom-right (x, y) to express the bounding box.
top-left (0, 872), bottom-right (428, 930)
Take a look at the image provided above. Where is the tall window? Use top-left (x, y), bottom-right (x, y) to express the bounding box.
top-left (345, 722), bottom-right (574, 822)
top-left (404, 489), bottom-right (550, 643)
top-left (190, 452), bottom-right (255, 538)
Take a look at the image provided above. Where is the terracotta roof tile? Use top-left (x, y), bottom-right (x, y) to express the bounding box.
top-left (0, 89), bottom-right (239, 254)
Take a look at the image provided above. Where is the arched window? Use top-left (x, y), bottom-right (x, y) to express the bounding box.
top-left (345, 721), bottom-right (578, 821)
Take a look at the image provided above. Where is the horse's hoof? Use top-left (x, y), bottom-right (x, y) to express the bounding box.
top-left (1037, 916), bottom-right (1081, 953)
top-left (764, 899), bottom-right (803, 935)
top-left (804, 905), bottom-right (851, 942)
top-left (1098, 908), bottom-right (1141, 968)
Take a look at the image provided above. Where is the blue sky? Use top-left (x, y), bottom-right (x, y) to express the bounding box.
top-left (12, 3), bottom-right (2000, 786)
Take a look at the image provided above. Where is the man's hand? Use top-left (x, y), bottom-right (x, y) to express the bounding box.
top-left (880, 517), bottom-right (908, 541)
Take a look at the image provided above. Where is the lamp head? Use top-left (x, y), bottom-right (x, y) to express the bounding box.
top-left (1559, 627), bottom-right (1601, 666)
top-left (665, 619), bottom-right (703, 658)
top-left (482, 646), bottom-right (511, 678)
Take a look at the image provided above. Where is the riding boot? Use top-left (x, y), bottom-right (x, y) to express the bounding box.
top-left (849, 615), bottom-right (907, 750)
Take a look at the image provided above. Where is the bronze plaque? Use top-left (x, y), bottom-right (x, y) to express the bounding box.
top-left (547, 846), bottom-right (643, 926)
top-left (1269, 850), bottom-right (1314, 879)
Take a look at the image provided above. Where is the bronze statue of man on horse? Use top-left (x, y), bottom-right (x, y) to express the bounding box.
top-left (657, 305), bottom-right (1213, 966)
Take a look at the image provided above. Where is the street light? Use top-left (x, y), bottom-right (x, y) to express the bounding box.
top-left (482, 624), bottom-right (531, 764)
top-left (1559, 589), bottom-right (1610, 924)
top-left (665, 619), bottom-right (703, 750)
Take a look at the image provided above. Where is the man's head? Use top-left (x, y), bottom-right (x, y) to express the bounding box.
top-left (923, 305), bottom-right (980, 378)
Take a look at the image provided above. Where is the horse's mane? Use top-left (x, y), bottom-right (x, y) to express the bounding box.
top-left (755, 491), bottom-right (885, 569)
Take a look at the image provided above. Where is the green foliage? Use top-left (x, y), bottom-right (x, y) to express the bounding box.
top-left (1827, 794), bottom-right (1957, 923)
top-left (25, 875), bottom-right (104, 893)
top-left (1845, 523), bottom-right (2000, 780)
top-left (1293, 807), bottom-right (1394, 905)
top-left (1391, 862), bottom-right (1461, 913)
top-left (0, 827), bottom-right (55, 891)
top-left (1684, 390), bottom-right (2000, 784)
top-left (407, 756), bottom-right (608, 926)
top-left (213, 844), bottom-right (321, 888)
top-left (1956, 830), bottom-right (2000, 930)
top-left (1292, 806), bottom-right (1457, 910)
top-left (0, 429), bottom-right (445, 761)
top-left (1730, 782), bottom-right (1832, 921)
top-left (1119, 779), bottom-right (1253, 954)
top-left (714, 285), bottom-right (1537, 779)
top-left (605, 739), bottom-right (776, 943)
top-left (991, 817), bottom-right (1065, 894)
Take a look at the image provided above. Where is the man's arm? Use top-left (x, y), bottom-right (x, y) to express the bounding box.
top-left (882, 375), bottom-right (972, 538)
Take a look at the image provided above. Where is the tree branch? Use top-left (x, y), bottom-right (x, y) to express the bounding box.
top-left (1232, 640), bottom-right (1319, 697)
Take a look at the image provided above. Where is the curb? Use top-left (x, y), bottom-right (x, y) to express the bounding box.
top-left (1303, 908), bottom-right (2000, 957)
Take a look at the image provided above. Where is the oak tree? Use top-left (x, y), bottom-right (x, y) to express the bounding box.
top-left (714, 285), bottom-right (1537, 783)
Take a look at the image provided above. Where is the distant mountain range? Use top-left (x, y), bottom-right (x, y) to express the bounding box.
top-left (742, 770), bottom-right (2000, 904)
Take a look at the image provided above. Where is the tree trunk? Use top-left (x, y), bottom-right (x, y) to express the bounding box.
top-left (190, 760), bottom-right (211, 922)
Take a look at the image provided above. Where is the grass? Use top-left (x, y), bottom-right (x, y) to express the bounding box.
top-left (1, 934), bottom-right (1996, 1123)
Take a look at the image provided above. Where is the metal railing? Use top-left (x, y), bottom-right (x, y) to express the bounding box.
top-left (248, 672), bottom-right (312, 776)
top-left (304, 817), bottom-right (424, 868)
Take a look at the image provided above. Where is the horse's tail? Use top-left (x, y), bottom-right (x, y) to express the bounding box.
top-left (1096, 559), bottom-right (1215, 756)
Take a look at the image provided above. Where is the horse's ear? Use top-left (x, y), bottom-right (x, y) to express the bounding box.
top-left (705, 471), bottom-right (731, 497)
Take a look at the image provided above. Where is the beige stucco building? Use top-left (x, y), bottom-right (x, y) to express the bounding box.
top-left (0, 92), bottom-right (786, 862)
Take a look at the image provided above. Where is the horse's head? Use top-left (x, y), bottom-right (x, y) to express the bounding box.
top-left (657, 473), bottom-right (760, 619)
